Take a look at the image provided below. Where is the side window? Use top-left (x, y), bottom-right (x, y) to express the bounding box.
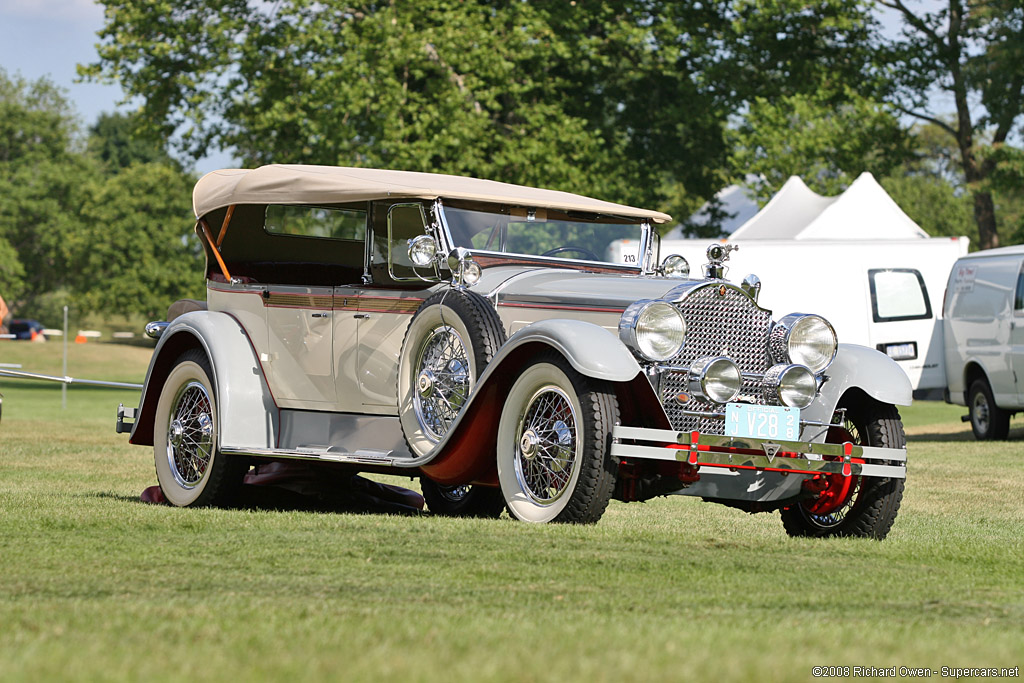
top-left (868, 269), bottom-right (932, 322)
top-left (265, 205), bottom-right (366, 241)
top-left (378, 203), bottom-right (436, 281)
top-left (1015, 266), bottom-right (1024, 312)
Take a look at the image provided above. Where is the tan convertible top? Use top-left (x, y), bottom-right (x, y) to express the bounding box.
top-left (193, 164), bottom-right (672, 223)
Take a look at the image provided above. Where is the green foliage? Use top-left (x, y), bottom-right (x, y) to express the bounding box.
top-left (731, 87), bottom-right (909, 203)
top-left (878, 0), bottom-right (1024, 248)
top-left (0, 68), bottom-right (199, 321)
top-left (881, 174), bottom-right (975, 242)
top-left (70, 163), bottom-right (204, 320)
top-left (88, 111), bottom-right (180, 172)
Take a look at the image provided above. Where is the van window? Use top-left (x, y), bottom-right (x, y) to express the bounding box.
top-left (869, 269), bottom-right (932, 322)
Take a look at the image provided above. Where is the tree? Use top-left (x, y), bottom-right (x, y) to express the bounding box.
top-left (730, 86), bottom-right (909, 203)
top-left (70, 162), bottom-right (203, 320)
top-left (88, 111), bottom-right (180, 172)
top-left (878, 0), bottom-right (1024, 249)
top-left (0, 68), bottom-right (92, 312)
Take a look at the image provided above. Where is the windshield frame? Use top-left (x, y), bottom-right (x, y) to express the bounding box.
top-left (435, 199), bottom-right (655, 274)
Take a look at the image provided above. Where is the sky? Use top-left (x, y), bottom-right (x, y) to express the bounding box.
top-left (0, 0), bottom-right (233, 174)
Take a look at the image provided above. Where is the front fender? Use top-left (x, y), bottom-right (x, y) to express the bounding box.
top-left (802, 343), bottom-right (913, 432)
top-left (498, 319), bottom-right (642, 382)
top-left (418, 319), bottom-right (652, 483)
top-left (129, 311), bottom-right (278, 450)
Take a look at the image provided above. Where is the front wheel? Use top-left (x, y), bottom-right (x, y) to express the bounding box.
top-left (780, 401), bottom-right (905, 539)
top-left (420, 480), bottom-right (505, 518)
top-left (968, 378), bottom-right (1010, 440)
top-left (153, 349), bottom-right (246, 507)
top-left (496, 353), bottom-right (619, 524)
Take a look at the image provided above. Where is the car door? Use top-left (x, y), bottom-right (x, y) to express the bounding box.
top-left (265, 285), bottom-right (336, 406)
top-left (356, 201), bottom-right (437, 411)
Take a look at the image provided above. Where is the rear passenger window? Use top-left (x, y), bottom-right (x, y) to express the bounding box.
top-left (265, 204), bottom-right (366, 241)
top-left (869, 269), bottom-right (932, 322)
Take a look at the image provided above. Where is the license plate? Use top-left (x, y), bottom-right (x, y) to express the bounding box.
top-left (725, 403), bottom-right (800, 441)
top-left (880, 342), bottom-right (917, 361)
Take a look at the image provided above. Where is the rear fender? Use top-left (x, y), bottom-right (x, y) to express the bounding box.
top-left (129, 311), bottom-right (278, 449)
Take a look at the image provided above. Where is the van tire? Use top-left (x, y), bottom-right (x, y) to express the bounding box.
top-left (968, 379), bottom-right (1010, 440)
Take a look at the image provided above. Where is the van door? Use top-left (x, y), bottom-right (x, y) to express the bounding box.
top-left (1012, 263), bottom-right (1024, 404)
top-left (867, 268), bottom-right (942, 393)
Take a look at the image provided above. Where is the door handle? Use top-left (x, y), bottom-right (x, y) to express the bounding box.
top-left (354, 313), bottom-right (371, 319)
top-left (311, 312), bottom-right (329, 318)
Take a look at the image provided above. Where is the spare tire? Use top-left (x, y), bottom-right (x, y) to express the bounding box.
top-left (398, 289), bottom-right (507, 457)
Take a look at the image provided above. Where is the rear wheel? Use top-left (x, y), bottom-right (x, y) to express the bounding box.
top-left (153, 349), bottom-right (246, 507)
top-left (780, 401), bottom-right (905, 539)
top-left (420, 480), bottom-right (505, 518)
top-left (497, 353), bottom-right (619, 524)
top-left (968, 378), bottom-right (1010, 440)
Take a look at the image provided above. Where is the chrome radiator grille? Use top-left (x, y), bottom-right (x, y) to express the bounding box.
top-left (659, 285), bottom-right (773, 433)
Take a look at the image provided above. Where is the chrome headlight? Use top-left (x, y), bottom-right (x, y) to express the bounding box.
top-left (619, 301), bottom-right (686, 362)
top-left (763, 364), bottom-right (817, 408)
top-left (688, 356), bottom-right (742, 404)
top-left (770, 314), bottom-right (837, 373)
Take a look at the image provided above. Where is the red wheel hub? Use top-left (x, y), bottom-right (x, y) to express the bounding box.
top-left (802, 425), bottom-right (863, 516)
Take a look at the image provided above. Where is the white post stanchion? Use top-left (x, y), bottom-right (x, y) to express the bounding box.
top-left (62, 305), bottom-right (68, 410)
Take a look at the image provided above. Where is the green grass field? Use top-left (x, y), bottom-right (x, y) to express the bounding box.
top-left (1, 341), bottom-right (1022, 682)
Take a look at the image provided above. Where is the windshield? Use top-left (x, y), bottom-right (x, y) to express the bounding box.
top-left (442, 204), bottom-right (646, 267)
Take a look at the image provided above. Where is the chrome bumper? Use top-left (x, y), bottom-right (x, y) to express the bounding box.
top-left (611, 426), bottom-right (907, 480)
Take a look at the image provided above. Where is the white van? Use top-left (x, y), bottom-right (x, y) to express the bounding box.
top-left (608, 237), bottom-right (969, 397)
top-left (943, 245), bottom-right (1024, 439)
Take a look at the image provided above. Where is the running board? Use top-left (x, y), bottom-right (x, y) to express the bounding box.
top-left (220, 446), bottom-right (413, 467)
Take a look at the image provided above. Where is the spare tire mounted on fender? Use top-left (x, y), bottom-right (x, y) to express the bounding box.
top-left (398, 289), bottom-right (507, 456)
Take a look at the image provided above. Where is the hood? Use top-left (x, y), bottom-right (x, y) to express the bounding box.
top-left (472, 266), bottom-right (683, 311)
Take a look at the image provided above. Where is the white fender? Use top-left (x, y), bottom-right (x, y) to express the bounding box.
top-left (492, 319), bottom-right (642, 382)
top-left (132, 311), bottom-right (278, 449)
top-left (802, 343), bottom-right (913, 428)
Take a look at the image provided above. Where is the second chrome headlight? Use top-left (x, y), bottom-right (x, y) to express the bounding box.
top-left (619, 301), bottom-right (686, 362)
top-left (763, 364), bottom-right (817, 408)
top-left (688, 356), bottom-right (742, 404)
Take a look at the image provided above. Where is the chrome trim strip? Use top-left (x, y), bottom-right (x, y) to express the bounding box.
top-left (610, 423), bottom-right (909, 466)
top-left (610, 442), bottom-right (906, 479)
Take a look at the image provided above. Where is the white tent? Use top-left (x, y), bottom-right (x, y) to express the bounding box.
top-left (729, 172), bottom-right (929, 241)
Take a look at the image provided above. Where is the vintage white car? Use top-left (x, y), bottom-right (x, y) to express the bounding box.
top-left (117, 165), bottom-right (910, 538)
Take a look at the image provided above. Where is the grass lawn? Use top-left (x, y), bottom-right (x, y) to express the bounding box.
top-left (1, 341), bottom-right (1022, 682)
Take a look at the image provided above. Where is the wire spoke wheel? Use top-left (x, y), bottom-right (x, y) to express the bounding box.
top-left (515, 386), bottom-right (579, 505)
top-left (153, 349), bottom-right (246, 507)
top-left (497, 352), bottom-right (619, 524)
top-left (413, 325), bottom-right (472, 440)
top-left (781, 401), bottom-right (905, 539)
top-left (398, 290), bottom-right (507, 460)
top-left (166, 381), bottom-right (215, 488)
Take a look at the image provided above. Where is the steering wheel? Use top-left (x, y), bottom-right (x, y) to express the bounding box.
top-left (540, 245), bottom-right (600, 261)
